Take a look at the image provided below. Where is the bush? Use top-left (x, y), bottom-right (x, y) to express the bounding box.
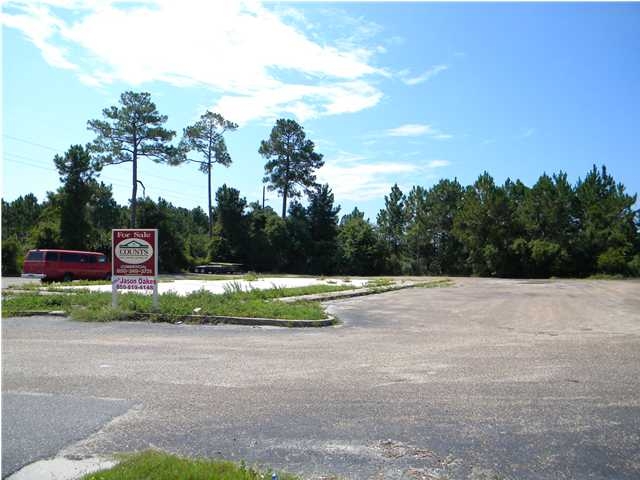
top-left (1, 238), bottom-right (21, 275)
top-left (628, 254), bottom-right (640, 277)
top-left (596, 247), bottom-right (628, 275)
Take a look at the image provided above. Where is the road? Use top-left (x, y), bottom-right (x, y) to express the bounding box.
top-left (1, 277), bottom-right (39, 290)
top-left (2, 278), bottom-right (640, 479)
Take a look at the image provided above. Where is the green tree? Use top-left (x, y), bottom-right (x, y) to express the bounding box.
top-left (307, 184), bottom-right (340, 274)
top-left (210, 185), bottom-right (247, 263)
top-left (259, 119), bottom-right (324, 219)
top-left (137, 198), bottom-right (189, 273)
top-left (405, 186), bottom-right (431, 274)
top-left (53, 145), bottom-right (100, 250)
top-left (377, 184), bottom-right (407, 273)
top-left (424, 179), bottom-right (466, 274)
top-left (338, 208), bottom-right (382, 275)
top-left (574, 165), bottom-right (638, 275)
top-left (2, 194), bottom-right (42, 243)
top-left (453, 173), bottom-right (515, 276)
top-left (245, 203), bottom-right (287, 271)
top-left (515, 173), bottom-right (573, 276)
top-left (181, 111), bottom-right (238, 238)
top-left (285, 201), bottom-right (312, 273)
top-left (88, 182), bottom-right (127, 254)
top-left (2, 237), bottom-right (21, 275)
top-left (27, 191), bottom-right (62, 249)
top-left (264, 212), bottom-right (289, 271)
top-left (87, 91), bottom-right (183, 227)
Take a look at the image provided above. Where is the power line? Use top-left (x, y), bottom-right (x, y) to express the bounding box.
top-left (4, 153), bottom-right (206, 205)
top-left (3, 139), bottom-right (206, 193)
top-left (3, 133), bottom-right (210, 190)
top-left (3, 134), bottom-right (61, 152)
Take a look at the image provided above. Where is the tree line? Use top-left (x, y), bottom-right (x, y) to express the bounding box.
top-left (2, 91), bottom-right (639, 277)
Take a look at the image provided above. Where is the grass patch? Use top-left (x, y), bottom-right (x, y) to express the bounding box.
top-left (586, 273), bottom-right (627, 280)
top-left (242, 272), bottom-right (260, 281)
top-left (82, 450), bottom-right (300, 480)
top-left (366, 278), bottom-right (394, 288)
top-left (413, 278), bottom-right (454, 288)
top-left (251, 283), bottom-right (356, 298)
top-left (2, 291), bottom-right (76, 314)
top-left (2, 283), bottom-right (359, 321)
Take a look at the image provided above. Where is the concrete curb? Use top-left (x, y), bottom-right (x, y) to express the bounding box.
top-left (5, 311), bottom-right (336, 327)
top-left (277, 282), bottom-right (428, 303)
top-left (124, 312), bottom-right (337, 328)
top-left (3, 310), bottom-right (68, 317)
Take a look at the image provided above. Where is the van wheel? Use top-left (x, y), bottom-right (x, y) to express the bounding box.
top-left (63, 273), bottom-right (73, 282)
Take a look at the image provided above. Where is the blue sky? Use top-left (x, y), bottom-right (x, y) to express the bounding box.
top-left (3, 1), bottom-right (639, 222)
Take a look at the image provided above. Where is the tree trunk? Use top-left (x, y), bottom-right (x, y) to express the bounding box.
top-left (208, 156), bottom-right (213, 238)
top-left (281, 186), bottom-right (288, 219)
top-left (131, 139), bottom-right (138, 227)
top-left (281, 155), bottom-right (290, 219)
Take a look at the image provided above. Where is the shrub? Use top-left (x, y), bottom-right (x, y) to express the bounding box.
top-left (2, 238), bottom-right (21, 275)
top-left (628, 254), bottom-right (640, 277)
top-left (597, 247), bottom-right (628, 275)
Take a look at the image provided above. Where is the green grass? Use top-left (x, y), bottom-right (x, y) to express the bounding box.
top-left (413, 278), bottom-right (454, 288)
top-left (82, 450), bottom-right (300, 480)
top-left (365, 278), bottom-right (394, 288)
top-left (2, 284), bottom-right (359, 321)
top-left (586, 273), bottom-right (627, 280)
top-left (245, 283), bottom-right (356, 298)
top-left (2, 290), bottom-right (75, 314)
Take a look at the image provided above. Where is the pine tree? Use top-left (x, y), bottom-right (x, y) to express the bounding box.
top-left (181, 111), bottom-right (237, 238)
top-left (259, 119), bottom-right (324, 219)
top-left (53, 145), bottom-right (100, 250)
top-left (87, 91), bottom-right (183, 227)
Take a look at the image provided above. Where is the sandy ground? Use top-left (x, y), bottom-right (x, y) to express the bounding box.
top-left (3, 277), bottom-right (640, 479)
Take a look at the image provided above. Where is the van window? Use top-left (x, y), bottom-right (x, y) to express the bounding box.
top-left (97, 255), bottom-right (107, 263)
top-left (61, 253), bottom-right (81, 263)
top-left (87, 256), bottom-right (97, 264)
top-left (45, 252), bottom-right (59, 261)
top-left (26, 251), bottom-right (44, 261)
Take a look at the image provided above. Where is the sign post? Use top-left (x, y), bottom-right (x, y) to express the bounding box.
top-left (112, 229), bottom-right (159, 309)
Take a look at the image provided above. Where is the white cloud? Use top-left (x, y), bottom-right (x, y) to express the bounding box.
top-left (318, 155), bottom-right (418, 202)
top-left (1, 3), bottom-right (77, 70)
top-left (3, 0), bottom-right (385, 124)
top-left (213, 80), bottom-right (383, 125)
top-left (426, 159), bottom-right (450, 168)
top-left (401, 64), bottom-right (448, 86)
top-left (318, 156), bottom-right (449, 202)
top-left (386, 123), bottom-right (452, 140)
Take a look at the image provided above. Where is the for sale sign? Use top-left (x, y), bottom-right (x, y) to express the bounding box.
top-left (113, 229), bottom-right (157, 278)
top-left (112, 229), bottom-right (159, 306)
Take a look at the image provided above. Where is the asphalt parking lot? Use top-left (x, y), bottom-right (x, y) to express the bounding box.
top-left (2, 278), bottom-right (640, 479)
